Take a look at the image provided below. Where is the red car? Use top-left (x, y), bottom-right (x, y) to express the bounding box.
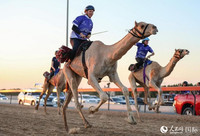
top-left (173, 93), bottom-right (200, 115)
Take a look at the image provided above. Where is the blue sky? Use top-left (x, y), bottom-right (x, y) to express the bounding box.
top-left (0, 0), bottom-right (200, 89)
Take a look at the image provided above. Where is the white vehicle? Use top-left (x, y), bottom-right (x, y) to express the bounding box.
top-left (114, 95), bottom-right (135, 105)
top-left (0, 94), bottom-right (8, 100)
top-left (153, 93), bottom-right (176, 106)
top-left (72, 94), bottom-right (100, 104)
top-left (18, 92), bottom-right (41, 106)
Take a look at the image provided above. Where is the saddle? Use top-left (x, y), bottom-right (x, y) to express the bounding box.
top-left (128, 59), bottom-right (152, 72)
top-left (56, 45), bottom-right (72, 63)
top-left (56, 41), bottom-right (93, 63)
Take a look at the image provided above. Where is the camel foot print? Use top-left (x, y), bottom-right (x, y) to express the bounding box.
top-left (68, 128), bottom-right (80, 134)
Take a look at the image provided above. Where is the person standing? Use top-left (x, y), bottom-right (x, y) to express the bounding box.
top-left (69, 5), bottom-right (95, 63)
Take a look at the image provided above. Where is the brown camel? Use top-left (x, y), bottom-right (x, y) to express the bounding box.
top-left (35, 69), bottom-right (66, 115)
top-left (128, 49), bottom-right (189, 121)
top-left (61, 21), bottom-right (158, 133)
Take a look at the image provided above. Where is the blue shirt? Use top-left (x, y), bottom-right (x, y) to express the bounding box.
top-left (51, 57), bottom-right (60, 70)
top-left (135, 43), bottom-right (154, 58)
top-left (70, 15), bottom-right (93, 40)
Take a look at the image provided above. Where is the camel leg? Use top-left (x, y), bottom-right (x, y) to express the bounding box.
top-left (87, 74), bottom-right (108, 114)
top-left (62, 87), bottom-right (73, 132)
top-left (112, 72), bottom-right (136, 124)
top-left (149, 81), bottom-right (163, 113)
top-left (63, 66), bottom-right (91, 132)
top-left (35, 81), bottom-right (48, 110)
top-left (128, 73), bottom-right (141, 122)
top-left (44, 85), bottom-right (54, 114)
top-left (143, 86), bottom-right (154, 110)
top-left (56, 86), bottom-right (61, 115)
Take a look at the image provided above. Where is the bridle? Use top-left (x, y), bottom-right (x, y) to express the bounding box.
top-left (174, 50), bottom-right (183, 60)
top-left (128, 24), bottom-right (149, 39)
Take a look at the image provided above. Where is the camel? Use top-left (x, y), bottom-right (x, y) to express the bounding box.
top-left (61, 21), bottom-right (158, 133)
top-left (35, 69), bottom-right (66, 115)
top-left (128, 49), bottom-right (189, 121)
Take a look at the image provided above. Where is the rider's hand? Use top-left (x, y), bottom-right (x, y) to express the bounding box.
top-left (80, 33), bottom-right (86, 39)
top-left (87, 34), bottom-right (91, 39)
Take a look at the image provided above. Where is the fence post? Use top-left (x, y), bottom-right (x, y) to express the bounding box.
top-left (10, 94), bottom-right (12, 104)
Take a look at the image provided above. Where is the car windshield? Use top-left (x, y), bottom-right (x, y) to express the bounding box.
top-left (32, 92), bottom-right (41, 96)
top-left (112, 98), bottom-right (123, 102)
top-left (82, 96), bottom-right (91, 99)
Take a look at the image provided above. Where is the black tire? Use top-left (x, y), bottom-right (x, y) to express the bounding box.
top-left (31, 101), bottom-right (35, 106)
top-left (19, 100), bottom-right (23, 105)
top-left (182, 107), bottom-right (193, 115)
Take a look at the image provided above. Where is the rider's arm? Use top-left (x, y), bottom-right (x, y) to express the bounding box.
top-left (147, 52), bottom-right (155, 59)
top-left (51, 60), bottom-right (55, 71)
top-left (72, 25), bottom-right (81, 34)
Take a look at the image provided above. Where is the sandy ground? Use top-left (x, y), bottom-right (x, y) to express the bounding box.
top-left (0, 104), bottom-right (199, 136)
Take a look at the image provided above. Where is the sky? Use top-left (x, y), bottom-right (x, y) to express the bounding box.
top-left (0, 0), bottom-right (200, 89)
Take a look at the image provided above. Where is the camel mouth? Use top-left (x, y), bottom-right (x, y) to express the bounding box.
top-left (152, 29), bottom-right (158, 35)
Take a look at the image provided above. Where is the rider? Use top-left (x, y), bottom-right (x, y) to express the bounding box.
top-left (134, 37), bottom-right (155, 70)
top-left (48, 51), bottom-right (61, 81)
top-left (69, 5), bottom-right (95, 63)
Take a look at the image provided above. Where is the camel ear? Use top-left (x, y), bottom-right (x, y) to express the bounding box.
top-left (135, 21), bottom-right (138, 27)
top-left (175, 49), bottom-right (177, 51)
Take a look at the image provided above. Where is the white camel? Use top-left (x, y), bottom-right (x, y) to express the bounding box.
top-left (128, 49), bottom-right (189, 121)
top-left (62, 21), bottom-right (158, 132)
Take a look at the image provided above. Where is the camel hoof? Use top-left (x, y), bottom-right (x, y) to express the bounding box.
top-left (81, 105), bottom-right (84, 109)
top-left (88, 106), bottom-right (97, 114)
top-left (127, 114), bottom-right (137, 125)
top-left (85, 123), bottom-right (92, 129)
top-left (148, 107), bottom-right (152, 111)
top-left (155, 110), bottom-right (161, 113)
top-left (35, 107), bottom-right (38, 110)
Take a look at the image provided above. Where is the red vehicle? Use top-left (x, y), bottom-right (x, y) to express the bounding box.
top-left (173, 93), bottom-right (200, 115)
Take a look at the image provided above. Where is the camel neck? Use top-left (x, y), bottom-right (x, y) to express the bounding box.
top-left (109, 33), bottom-right (140, 61)
top-left (161, 56), bottom-right (179, 78)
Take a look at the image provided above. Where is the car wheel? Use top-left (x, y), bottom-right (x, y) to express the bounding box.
top-left (182, 107), bottom-right (193, 115)
top-left (19, 100), bottom-right (23, 105)
top-left (31, 101), bottom-right (35, 106)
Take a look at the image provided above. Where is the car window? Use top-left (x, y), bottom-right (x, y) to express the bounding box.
top-left (32, 92), bottom-right (41, 96)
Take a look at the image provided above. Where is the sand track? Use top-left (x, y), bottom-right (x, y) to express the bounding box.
top-left (0, 104), bottom-right (199, 136)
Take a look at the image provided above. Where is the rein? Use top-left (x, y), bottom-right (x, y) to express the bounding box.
top-left (128, 24), bottom-right (149, 39)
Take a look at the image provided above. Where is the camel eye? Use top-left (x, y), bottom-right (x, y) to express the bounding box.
top-left (141, 25), bottom-right (145, 29)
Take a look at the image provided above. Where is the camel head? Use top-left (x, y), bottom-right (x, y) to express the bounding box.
top-left (132, 21), bottom-right (158, 38)
top-left (174, 49), bottom-right (189, 59)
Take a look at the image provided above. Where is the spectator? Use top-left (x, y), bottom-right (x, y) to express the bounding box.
top-left (181, 81), bottom-right (190, 94)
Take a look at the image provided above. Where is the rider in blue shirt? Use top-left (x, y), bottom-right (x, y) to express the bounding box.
top-left (135, 37), bottom-right (155, 70)
top-left (48, 51), bottom-right (61, 81)
top-left (69, 5), bottom-right (95, 63)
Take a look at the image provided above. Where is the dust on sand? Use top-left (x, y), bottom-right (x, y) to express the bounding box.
top-left (0, 104), bottom-right (199, 136)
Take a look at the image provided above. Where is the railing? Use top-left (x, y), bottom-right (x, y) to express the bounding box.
top-left (1, 86), bottom-right (200, 93)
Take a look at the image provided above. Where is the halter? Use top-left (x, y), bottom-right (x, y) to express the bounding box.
top-left (128, 24), bottom-right (149, 39)
top-left (174, 50), bottom-right (183, 60)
